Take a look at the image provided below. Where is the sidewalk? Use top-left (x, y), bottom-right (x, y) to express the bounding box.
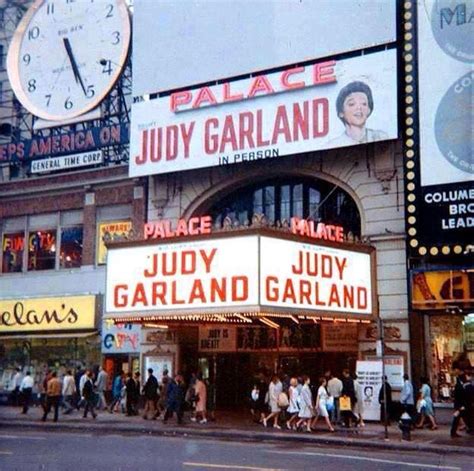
top-left (0, 406), bottom-right (472, 456)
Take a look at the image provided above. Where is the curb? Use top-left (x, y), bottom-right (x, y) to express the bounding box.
top-left (1, 420), bottom-right (472, 456)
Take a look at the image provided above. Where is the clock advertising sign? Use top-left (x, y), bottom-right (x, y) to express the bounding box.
top-left (7, 0), bottom-right (131, 121)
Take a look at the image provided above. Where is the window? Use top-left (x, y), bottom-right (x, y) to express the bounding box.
top-left (208, 177), bottom-right (361, 237)
top-left (2, 233), bottom-right (24, 273)
top-left (28, 230), bottom-right (57, 271)
top-left (60, 226), bottom-right (83, 268)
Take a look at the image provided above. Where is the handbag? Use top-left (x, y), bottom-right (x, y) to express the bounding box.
top-left (277, 391), bottom-right (289, 408)
top-left (326, 396), bottom-right (335, 412)
top-left (339, 395), bottom-right (352, 411)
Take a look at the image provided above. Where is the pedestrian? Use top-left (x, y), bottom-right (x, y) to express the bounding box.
top-left (463, 369), bottom-right (474, 434)
top-left (263, 374), bottom-right (283, 429)
top-left (142, 368), bottom-right (159, 420)
top-left (19, 371), bottom-right (34, 414)
top-left (341, 369), bottom-right (357, 428)
top-left (109, 371), bottom-right (124, 413)
top-left (353, 373), bottom-right (365, 427)
top-left (255, 372), bottom-right (269, 424)
top-left (415, 377), bottom-right (437, 430)
top-left (95, 366), bottom-right (108, 410)
top-left (157, 369), bottom-right (170, 417)
top-left (286, 377), bottom-right (300, 430)
top-left (74, 365), bottom-right (84, 406)
top-left (192, 372), bottom-right (208, 424)
top-left (163, 374), bottom-right (186, 425)
top-left (379, 375), bottom-right (393, 426)
top-left (10, 368), bottom-right (23, 407)
top-left (450, 364), bottom-right (467, 438)
top-left (296, 375), bottom-right (313, 433)
top-left (125, 372), bottom-right (136, 416)
top-left (41, 371), bottom-right (62, 422)
top-left (327, 371), bottom-right (343, 424)
top-left (311, 377), bottom-right (335, 432)
top-left (400, 373), bottom-right (415, 419)
top-left (82, 370), bottom-right (97, 419)
top-left (133, 371), bottom-right (141, 415)
top-left (62, 370), bottom-right (76, 414)
top-left (77, 369), bottom-right (89, 410)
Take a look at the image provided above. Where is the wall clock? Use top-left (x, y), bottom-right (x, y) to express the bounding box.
top-left (7, 0), bottom-right (131, 121)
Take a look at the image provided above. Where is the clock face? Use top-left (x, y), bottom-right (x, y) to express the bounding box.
top-left (7, 0), bottom-right (131, 121)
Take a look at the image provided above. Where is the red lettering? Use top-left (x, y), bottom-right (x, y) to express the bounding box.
top-left (193, 87), bottom-right (218, 109)
top-left (114, 285), bottom-right (128, 307)
top-left (281, 66), bottom-right (305, 90)
top-left (248, 76), bottom-right (275, 98)
top-left (314, 60), bottom-right (336, 85)
top-left (223, 82), bottom-right (244, 103)
top-left (170, 91), bottom-right (192, 112)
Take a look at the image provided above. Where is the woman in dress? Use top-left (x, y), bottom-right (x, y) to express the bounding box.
top-left (296, 375), bottom-right (313, 433)
top-left (286, 377), bottom-right (300, 430)
top-left (416, 377), bottom-right (438, 430)
top-left (311, 377), bottom-right (335, 432)
top-left (194, 372), bottom-right (207, 424)
top-left (263, 374), bottom-right (283, 429)
top-left (353, 373), bottom-right (365, 427)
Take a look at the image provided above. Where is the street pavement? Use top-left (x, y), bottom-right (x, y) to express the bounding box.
top-left (0, 405), bottom-right (473, 456)
top-left (0, 429), bottom-right (472, 471)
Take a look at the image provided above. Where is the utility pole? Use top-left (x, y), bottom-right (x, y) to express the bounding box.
top-left (378, 316), bottom-right (389, 440)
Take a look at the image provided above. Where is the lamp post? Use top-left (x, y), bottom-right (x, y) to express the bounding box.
top-left (378, 316), bottom-right (389, 440)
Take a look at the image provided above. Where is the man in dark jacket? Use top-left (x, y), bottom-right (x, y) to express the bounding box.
top-left (378, 376), bottom-right (393, 425)
top-left (450, 370), bottom-right (467, 438)
top-left (82, 370), bottom-right (97, 419)
top-left (163, 375), bottom-right (186, 424)
top-left (341, 369), bottom-right (357, 428)
top-left (125, 372), bottom-right (136, 416)
top-left (142, 368), bottom-right (159, 420)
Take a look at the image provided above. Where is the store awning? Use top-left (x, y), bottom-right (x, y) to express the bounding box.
top-left (0, 331), bottom-right (98, 340)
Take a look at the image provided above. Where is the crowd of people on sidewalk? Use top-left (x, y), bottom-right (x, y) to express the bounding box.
top-left (10, 365), bottom-right (216, 427)
top-left (7, 363), bottom-right (474, 440)
top-left (249, 367), bottom-right (474, 438)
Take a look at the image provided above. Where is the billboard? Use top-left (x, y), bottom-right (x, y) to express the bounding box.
top-left (404, 1), bottom-right (473, 257)
top-left (130, 50), bottom-right (398, 177)
top-left (132, 0), bottom-right (396, 96)
top-left (105, 233), bottom-right (375, 318)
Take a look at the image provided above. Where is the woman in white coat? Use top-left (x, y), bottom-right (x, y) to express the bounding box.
top-left (286, 377), bottom-right (300, 430)
top-left (263, 375), bottom-right (283, 429)
top-left (296, 375), bottom-right (313, 432)
top-left (311, 377), bottom-right (335, 432)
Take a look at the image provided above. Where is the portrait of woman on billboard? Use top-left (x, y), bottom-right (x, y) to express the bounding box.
top-left (330, 81), bottom-right (388, 146)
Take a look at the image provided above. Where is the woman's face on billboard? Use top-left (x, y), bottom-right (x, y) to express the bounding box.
top-left (340, 92), bottom-right (370, 127)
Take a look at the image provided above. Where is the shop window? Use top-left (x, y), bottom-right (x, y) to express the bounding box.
top-left (60, 226), bottom-right (83, 269)
top-left (28, 230), bottom-right (56, 271)
top-left (2, 232), bottom-right (24, 273)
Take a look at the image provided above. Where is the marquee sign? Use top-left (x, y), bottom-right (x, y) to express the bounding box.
top-left (130, 50), bottom-right (397, 177)
top-left (105, 233), bottom-right (376, 319)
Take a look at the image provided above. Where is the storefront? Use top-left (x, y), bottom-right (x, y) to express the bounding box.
top-left (410, 269), bottom-right (474, 402)
top-left (0, 295), bottom-right (99, 401)
top-left (105, 226), bottom-right (377, 407)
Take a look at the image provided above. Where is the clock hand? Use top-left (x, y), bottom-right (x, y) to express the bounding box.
top-left (63, 37), bottom-right (88, 96)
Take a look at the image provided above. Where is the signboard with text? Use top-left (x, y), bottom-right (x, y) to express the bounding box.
top-left (356, 360), bottom-right (383, 421)
top-left (321, 323), bottom-right (359, 352)
top-left (405, 1), bottom-right (473, 256)
top-left (0, 295), bottom-right (96, 333)
top-left (101, 320), bottom-right (141, 354)
top-left (105, 233), bottom-right (375, 319)
top-left (130, 50), bottom-right (397, 177)
top-left (97, 221), bottom-right (133, 265)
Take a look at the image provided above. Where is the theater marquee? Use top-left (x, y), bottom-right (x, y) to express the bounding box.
top-left (129, 50), bottom-right (397, 177)
top-left (105, 232), bottom-right (376, 319)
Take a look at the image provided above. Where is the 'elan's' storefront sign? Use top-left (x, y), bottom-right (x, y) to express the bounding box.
top-left (0, 295), bottom-right (96, 333)
top-left (105, 234), bottom-right (375, 318)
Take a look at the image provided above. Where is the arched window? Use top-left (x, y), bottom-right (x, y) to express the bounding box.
top-left (207, 177), bottom-right (361, 237)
